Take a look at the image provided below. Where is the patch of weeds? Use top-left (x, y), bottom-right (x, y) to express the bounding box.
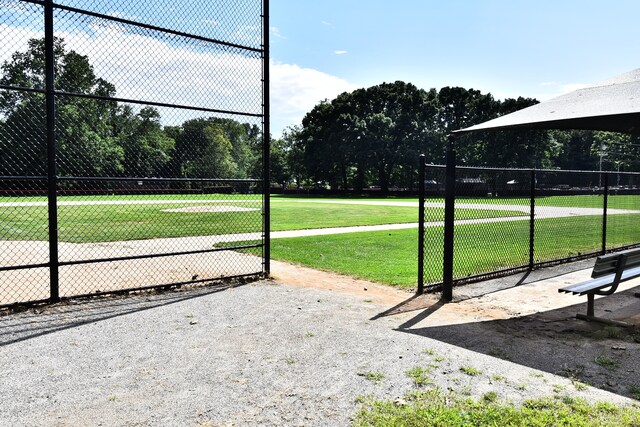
top-left (422, 348), bottom-right (436, 356)
top-left (491, 374), bottom-right (505, 382)
top-left (358, 371), bottom-right (385, 385)
top-left (428, 361), bottom-right (442, 370)
top-left (108, 395), bottom-right (117, 402)
top-left (185, 313), bottom-right (194, 318)
top-left (354, 395), bottom-right (368, 404)
top-left (285, 357), bottom-right (296, 365)
top-left (592, 325), bottom-right (625, 340)
top-left (434, 355), bottom-right (446, 363)
top-left (553, 384), bottom-right (567, 393)
top-left (594, 354), bottom-right (619, 371)
top-left (405, 366), bottom-right (433, 387)
top-left (629, 385), bottom-right (640, 400)
top-left (529, 372), bottom-right (544, 378)
top-left (363, 299), bottom-right (373, 303)
top-left (556, 364), bottom-right (585, 379)
top-left (517, 383), bottom-right (528, 391)
top-left (572, 380), bottom-right (590, 391)
top-left (353, 391), bottom-right (640, 427)
top-left (459, 366), bottom-right (481, 376)
top-left (304, 332), bottom-right (316, 337)
top-left (459, 386), bottom-right (472, 396)
top-left (488, 348), bottom-right (511, 361)
top-left (482, 391), bottom-right (498, 403)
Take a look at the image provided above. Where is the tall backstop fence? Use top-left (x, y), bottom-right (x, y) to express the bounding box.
top-left (0, 0), bottom-right (269, 307)
top-left (418, 154), bottom-right (640, 298)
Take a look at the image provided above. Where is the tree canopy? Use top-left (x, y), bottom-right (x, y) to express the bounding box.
top-left (277, 82), bottom-right (635, 191)
top-left (0, 38), bottom-right (262, 183)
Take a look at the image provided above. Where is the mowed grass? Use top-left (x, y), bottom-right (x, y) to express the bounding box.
top-left (354, 391), bottom-right (640, 427)
top-left (0, 198), bottom-right (524, 243)
top-left (271, 214), bottom-right (640, 288)
top-left (271, 201), bottom-right (524, 230)
top-left (0, 203), bottom-right (264, 243)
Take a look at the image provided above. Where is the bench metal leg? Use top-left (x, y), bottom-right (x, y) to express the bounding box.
top-left (635, 292), bottom-right (640, 298)
top-left (575, 313), bottom-right (631, 328)
top-left (574, 292), bottom-right (632, 328)
top-left (586, 293), bottom-right (595, 317)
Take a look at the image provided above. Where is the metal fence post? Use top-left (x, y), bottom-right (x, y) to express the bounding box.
top-left (417, 154), bottom-right (425, 294)
top-left (602, 173), bottom-right (609, 254)
top-left (262, 0), bottom-right (271, 276)
top-left (44, 0), bottom-right (60, 302)
top-left (529, 169), bottom-right (536, 269)
top-left (442, 136), bottom-right (456, 302)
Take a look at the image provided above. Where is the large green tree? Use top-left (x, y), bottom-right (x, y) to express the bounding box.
top-left (172, 118), bottom-right (238, 179)
top-left (297, 81), bottom-right (439, 191)
top-left (117, 106), bottom-right (175, 177)
top-left (0, 37), bottom-right (124, 177)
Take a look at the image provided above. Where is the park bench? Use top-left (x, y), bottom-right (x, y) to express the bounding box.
top-left (558, 248), bottom-right (640, 325)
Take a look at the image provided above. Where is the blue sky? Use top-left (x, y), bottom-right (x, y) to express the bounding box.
top-left (2, 1), bottom-right (640, 137)
top-left (269, 0), bottom-right (640, 136)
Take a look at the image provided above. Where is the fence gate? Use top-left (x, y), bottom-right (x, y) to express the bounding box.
top-left (0, 0), bottom-right (269, 306)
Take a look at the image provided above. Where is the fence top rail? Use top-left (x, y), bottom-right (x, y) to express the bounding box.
top-left (424, 163), bottom-right (640, 176)
top-left (22, 0), bottom-right (264, 53)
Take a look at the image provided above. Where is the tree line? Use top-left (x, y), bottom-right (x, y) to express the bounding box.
top-left (0, 38), bottom-right (262, 183)
top-left (271, 84), bottom-right (639, 191)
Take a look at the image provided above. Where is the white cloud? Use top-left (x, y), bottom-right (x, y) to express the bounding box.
top-left (270, 61), bottom-right (358, 135)
top-left (270, 26), bottom-right (286, 39)
top-left (334, 50), bottom-right (348, 55)
top-left (0, 20), bottom-right (357, 137)
top-left (321, 21), bottom-right (333, 27)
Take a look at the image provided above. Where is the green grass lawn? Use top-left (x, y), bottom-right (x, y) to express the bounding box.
top-left (0, 197), bottom-right (524, 243)
top-left (271, 215), bottom-right (640, 288)
top-left (271, 201), bottom-right (524, 231)
top-left (1, 193), bottom-right (639, 288)
top-left (354, 391), bottom-right (640, 427)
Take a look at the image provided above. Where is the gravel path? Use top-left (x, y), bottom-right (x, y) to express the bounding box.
top-left (1, 274), bottom-right (637, 427)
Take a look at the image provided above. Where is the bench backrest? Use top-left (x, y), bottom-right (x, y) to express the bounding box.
top-left (592, 248), bottom-right (640, 278)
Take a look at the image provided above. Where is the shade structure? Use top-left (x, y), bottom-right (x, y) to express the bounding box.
top-left (454, 69), bottom-right (640, 135)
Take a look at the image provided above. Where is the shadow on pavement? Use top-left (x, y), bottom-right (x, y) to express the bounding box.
top-left (393, 285), bottom-right (640, 400)
top-left (0, 283), bottom-right (237, 347)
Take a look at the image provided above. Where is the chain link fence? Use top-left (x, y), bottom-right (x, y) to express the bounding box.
top-left (0, 0), bottom-right (268, 306)
top-left (419, 159), bottom-right (640, 295)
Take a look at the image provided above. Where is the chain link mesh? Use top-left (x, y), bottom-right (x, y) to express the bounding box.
top-left (0, 0), bottom-right (266, 306)
top-left (421, 164), bottom-right (640, 292)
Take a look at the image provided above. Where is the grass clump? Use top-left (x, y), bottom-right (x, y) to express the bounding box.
top-left (482, 392), bottom-right (498, 403)
top-left (405, 366), bottom-right (432, 387)
top-left (459, 366), bottom-right (482, 376)
top-left (594, 355), bottom-right (619, 371)
top-left (353, 390), bottom-right (640, 427)
top-left (358, 371), bottom-right (385, 385)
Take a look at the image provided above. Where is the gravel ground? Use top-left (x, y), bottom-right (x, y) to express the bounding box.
top-left (1, 275), bottom-right (638, 427)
